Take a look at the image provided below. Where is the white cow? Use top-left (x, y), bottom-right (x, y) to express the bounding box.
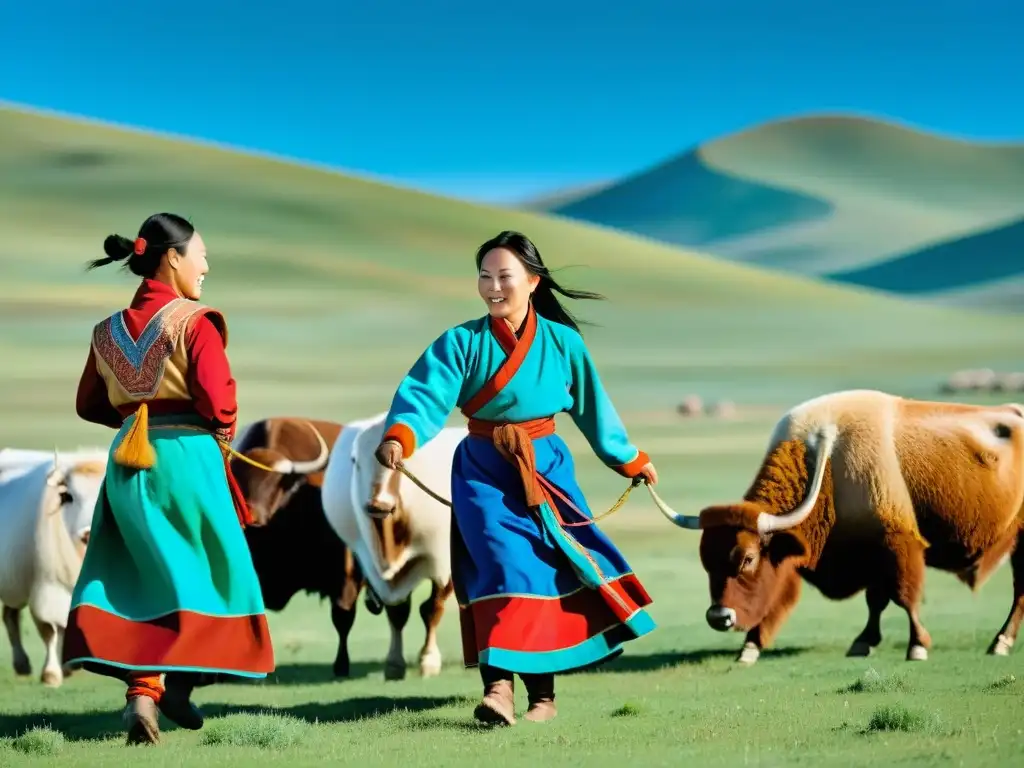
top-left (0, 450), bottom-right (105, 686)
top-left (321, 412), bottom-right (465, 681)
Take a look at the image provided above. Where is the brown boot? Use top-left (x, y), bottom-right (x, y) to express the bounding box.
top-left (473, 666), bottom-right (516, 726)
top-left (123, 695), bottom-right (161, 745)
top-left (158, 674), bottom-right (204, 730)
top-left (522, 673), bottom-right (557, 722)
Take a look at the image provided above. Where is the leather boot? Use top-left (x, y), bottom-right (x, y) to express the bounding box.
top-left (473, 665), bottom-right (516, 726)
top-left (521, 673), bottom-right (557, 722)
top-left (123, 695), bottom-right (161, 745)
top-left (158, 673), bottom-right (204, 730)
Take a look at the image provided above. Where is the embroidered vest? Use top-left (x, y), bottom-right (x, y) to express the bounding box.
top-left (90, 297), bottom-right (220, 408)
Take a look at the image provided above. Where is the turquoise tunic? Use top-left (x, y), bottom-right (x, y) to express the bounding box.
top-left (381, 306), bottom-right (656, 673)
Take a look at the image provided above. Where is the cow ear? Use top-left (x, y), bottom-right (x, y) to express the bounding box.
top-left (766, 531), bottom-right (808, 566)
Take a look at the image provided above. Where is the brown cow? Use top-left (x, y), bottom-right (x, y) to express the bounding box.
top-left (233, 417), bottom-right (367, 677)
top-left (232, 416), bottom-right (438, 679)
top-left (656, 390), bottom-right (1024, 664)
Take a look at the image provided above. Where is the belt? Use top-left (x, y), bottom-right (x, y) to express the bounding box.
top-left (467, 415), bottom-right (555, 442)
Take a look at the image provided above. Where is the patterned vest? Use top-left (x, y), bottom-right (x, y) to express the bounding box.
top-left (90, 297), bottom-right (222, 408)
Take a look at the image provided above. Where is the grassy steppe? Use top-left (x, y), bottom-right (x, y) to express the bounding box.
top-left (1, 105), bottom-right (1022, 766)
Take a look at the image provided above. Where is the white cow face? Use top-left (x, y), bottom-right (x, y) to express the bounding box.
top-left (349, 419), bottom-right (402, 518)
top-left (46, 463), bottom-right (102, 556)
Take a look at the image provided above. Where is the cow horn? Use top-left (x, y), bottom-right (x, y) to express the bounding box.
top-left (646, 483), bottom-right (702, 530)
top-left (45, 447), bottom-right (62, 486)
top-left (755, 425), bottom-right (838, 534)
top-left (271, 421), bottom-right (330, 475)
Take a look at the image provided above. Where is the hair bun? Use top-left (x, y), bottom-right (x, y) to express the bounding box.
top-left (102, 234), bottom-right (134, 261)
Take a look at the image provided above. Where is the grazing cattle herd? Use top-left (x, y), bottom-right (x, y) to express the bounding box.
top-left (1, 389), bottom-right (1022, 693)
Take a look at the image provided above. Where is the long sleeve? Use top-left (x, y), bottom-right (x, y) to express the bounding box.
top-left (186, 313), bottom-right (238, 442)
top-left (75, 347), bottom-right (122, 429)
top-left (566, 332), bottom-right (649, 478)
top-left (382, 327), bottom-right (468, 458)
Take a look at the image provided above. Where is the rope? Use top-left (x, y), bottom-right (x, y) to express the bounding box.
top-left (396, 461), bottom-right (655, 528)
top-left (219, 441), bottom-right (280, 473)
top-left (218, 435), bottom-right (672, 530)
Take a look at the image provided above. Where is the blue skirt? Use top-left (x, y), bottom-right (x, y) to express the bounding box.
top-left (450, 432), bottom-right (655, 674)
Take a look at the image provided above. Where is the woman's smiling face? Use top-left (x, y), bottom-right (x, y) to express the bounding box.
top-left (477, 246), bottom-right (539, 325)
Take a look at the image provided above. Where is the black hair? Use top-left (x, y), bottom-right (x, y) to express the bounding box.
top-left (86, 212), bottom-right (195, 278)
top-left (474, 230), bottom-right (604, 334)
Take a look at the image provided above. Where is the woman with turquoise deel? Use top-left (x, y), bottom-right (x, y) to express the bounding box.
top-left (374, 230), bottom-right (658, 726)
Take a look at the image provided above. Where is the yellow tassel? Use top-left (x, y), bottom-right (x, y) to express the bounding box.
top-left (113, 401), bottom-right (156, 470)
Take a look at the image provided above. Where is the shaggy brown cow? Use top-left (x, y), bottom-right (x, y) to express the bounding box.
top-left (232, 417), bottom-right (376, 677)
top-left (656, 390), bottom-right (1024, 664)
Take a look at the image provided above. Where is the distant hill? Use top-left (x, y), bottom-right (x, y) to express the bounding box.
top-left (2, 104), bottom-right (1023, 451)
top-left (545, 114), bottom-right (1024, 308)
top-left (517, 180), bottom-right (614, 210)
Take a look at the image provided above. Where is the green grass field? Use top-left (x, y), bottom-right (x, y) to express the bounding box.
top-left (546, 114), bottom-right (1024, 309)
top-left (1, 104), bottom-right (1023, 766)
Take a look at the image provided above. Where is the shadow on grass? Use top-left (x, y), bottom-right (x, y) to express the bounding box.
top-left (0, 695), bottom-right (467, 744)
top-left (248, 661), bottom-right (386, 685)
top-left (203, 695), bottom-right (468, 724)
top-left (572, 645), bottom-right (811, 675)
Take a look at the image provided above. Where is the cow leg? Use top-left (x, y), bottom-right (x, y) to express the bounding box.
top-left (330, 602), bottom-right (357, 678)
top-left (987, 526), bottom-right (1024, 656)
top-left (331, 572), bottom-right (364, 677)
top-left (418, 579), bottom-right (453, 678)
top-left (846, 584), bottom-right (890, 657)
top-left (3, 606), bottom-right (31, 677)
top-left (738, 569), bottom-right (802, 665)
top-left (30, 613), bottom-right (63, 686)
top-left (383, 598), bottom-right (412, 681)
top-left (884, 533), bottom-right (931, 661)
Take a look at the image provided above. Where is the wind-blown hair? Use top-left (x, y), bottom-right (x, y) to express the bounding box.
top-left (474, 230), bottom-right (604, 333)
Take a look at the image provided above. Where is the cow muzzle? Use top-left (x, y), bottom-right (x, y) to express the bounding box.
top-left (705, 604), bottom-right (737, 632)
top-left (365, 501), bottom-right (394, 519)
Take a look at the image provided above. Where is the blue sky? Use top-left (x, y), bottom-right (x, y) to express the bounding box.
top-left (2, 0), bottom-right (1021, 203)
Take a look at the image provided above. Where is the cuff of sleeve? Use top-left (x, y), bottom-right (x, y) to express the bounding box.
top-left (613, 450), bottom-right (649, 478)
top-left (383, 423), bottom-right (417, 459)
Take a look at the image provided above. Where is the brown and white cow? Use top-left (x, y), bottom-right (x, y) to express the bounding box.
top-left (656, 390), bottom-right (1024, 664)
top-left (320, 412), bottom-right (461, 681)
top-left (231, 417), bottom-right (367, 677)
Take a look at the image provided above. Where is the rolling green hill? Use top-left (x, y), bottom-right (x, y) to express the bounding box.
top-left (1, 103), bottom-right (1022, 466)
top-left (3, 106), bottom-right (1024, 768)
top-left (546, 114), bottom-right (1024, 307)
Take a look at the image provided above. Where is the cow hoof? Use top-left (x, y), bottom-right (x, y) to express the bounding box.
top-left (736, 643), bottom-right (760, 665)
top-left (906, 645), bottom-right (928, 662)
top-left (419, 656), bottom-right (442, 678)
top-left (384, 661), bottom-right (407, 681)
top-left (846, 641), bottom-right (873, 657)
top-left (13, 658), bottom-right (31, 676)
top-left (40, 669), bottom-right (63, 687)
top-left (987, 634), bottom-right (1013, 656)
top-left (332, 661), bottom-right (351, 678)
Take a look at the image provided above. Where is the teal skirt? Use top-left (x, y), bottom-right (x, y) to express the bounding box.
top-left (62, 413), bottom-right (275, 682)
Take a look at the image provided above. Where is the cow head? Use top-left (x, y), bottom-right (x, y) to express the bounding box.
top-left (232, 425), bottom-right (330, 527)
top-left (350, 418), bottom-right (412, 569)
top-left (697, 503), bottom-right (811, 632)
top-left (46, 455), bottom-right (104, 560)
top-left (648, 430), bottom-right (836, 635)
